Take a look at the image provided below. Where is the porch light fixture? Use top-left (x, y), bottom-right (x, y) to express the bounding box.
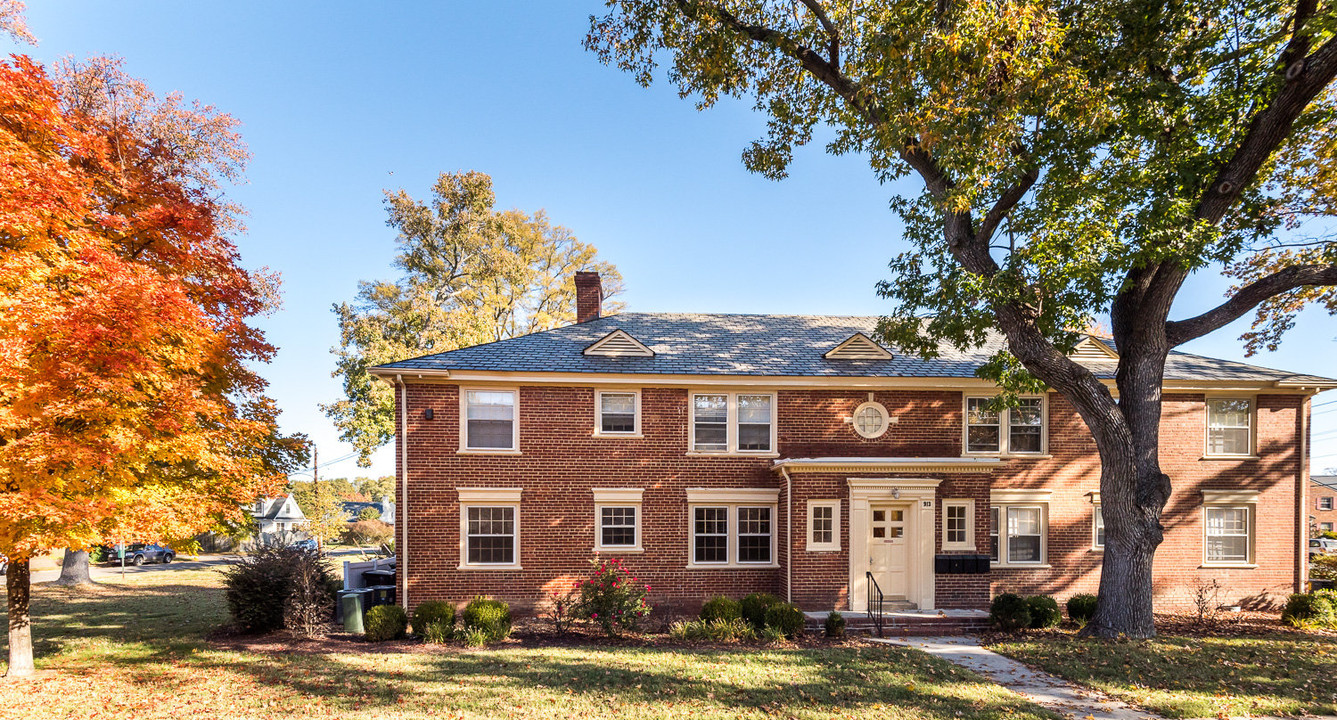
top-left (891, 487), bottom-right (900, 499)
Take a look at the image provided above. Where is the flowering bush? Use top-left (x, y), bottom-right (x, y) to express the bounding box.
top-left (577, 557), bottom-right (652, 636)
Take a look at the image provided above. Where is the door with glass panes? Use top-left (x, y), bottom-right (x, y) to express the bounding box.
top-left (868, 505), bottom-right (909, 599)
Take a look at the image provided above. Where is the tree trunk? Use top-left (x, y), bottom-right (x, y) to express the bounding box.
top-left (6, 559), bottom-right (34, 677)
top-left (53, 549), bottom-right (92, 586)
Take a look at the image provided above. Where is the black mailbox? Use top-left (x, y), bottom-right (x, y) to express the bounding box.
top-left (934, 555), bottom-right (950, 573)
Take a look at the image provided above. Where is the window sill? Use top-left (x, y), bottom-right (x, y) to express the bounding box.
top-left (990, 563), bottom-right (1052, 570)
top-left (1199, 563), bottom-right (1257, 569)
top-left (1200, 455), bottom-right (1260, 461)
top-left (685, 451), bottom-right (781, 459)
top-left (942, 544), bottom-right (977, 552)
top-left (457, 449), bottom-right (522, 456)
top-left (593, 432), bottom-right (644, 439)
top-left (593, 547), bottom-right (644, 554)
top-left (457, 564), bottom-right (523, 571)
top-left (964, 453), bottom-right (1053, 460)
top-left (806, 546), bottom-right (841, 553)
top-left (1090, 547), bottom-right (1104, 553)
top-left (686, 563), bottom-right (781, 570)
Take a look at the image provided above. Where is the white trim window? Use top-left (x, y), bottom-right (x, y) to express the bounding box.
top-left (807, 500), bottom-right (841, 551)
top-left (1321, 522), bottom-right (1334, 533)
top-left (1205, 397), bottom-right (1253, 456)
top-left (690, 392), bottom-right (776, 454)
top-left (462, 389), bottom-right (518, 451)
top-left (989, 506), bottom-right (1000, 562)
top-left (988, 500), bottom-right (1048, 566)
top-left (686, 488), bottom-right (779, 567)
top-left (1205, 505), bottom-right (1252, 564)
top-left (596, 390), bottom-right (640, 436)
top-left (852, 401), bottom-right (890, 439)
top-left (458, 488), bottom-right (522, 569)
top-left (965, 396), bottom-right (1045, 455)
top-left (1319, 496), bottom-right (1334, 511)
top-left (593, 488), bottom-right (644, 552)
top-left (941, 499), bottom-right (975, 551)
top-left (1093, 506), bottom-right (1105, 549)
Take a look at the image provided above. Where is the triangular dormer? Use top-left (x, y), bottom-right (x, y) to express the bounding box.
top-left (824, 332), bottom-right (894, 360)
top-left (1069, 335), bottom-right (1120, 362)
top-left (583, 329), bottom-right (655, 357)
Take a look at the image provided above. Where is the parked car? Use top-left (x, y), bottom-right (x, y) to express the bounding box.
top-left (0, 555), bottom-right (7, 575)
top-left (291, 539), bottom-right (319, 551)
top-left (107, 543), bottom-right (175, 566)
top-left (1309, 538), bottom-right (1337, 559)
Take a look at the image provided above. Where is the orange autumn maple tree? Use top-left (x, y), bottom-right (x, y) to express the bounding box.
top-left (0, 54), bottom-right (306, 676)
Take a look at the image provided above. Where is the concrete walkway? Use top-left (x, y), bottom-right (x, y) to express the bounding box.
top-left (871, 635), bottom-right (1161, 720)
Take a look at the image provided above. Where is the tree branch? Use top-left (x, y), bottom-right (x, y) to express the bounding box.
top-left (796, 0), bottom-right (839, 67)
top-left (976, 164), bottom-right (1039, 244)
top-left (1165, 263), bottom-right (1337, 346)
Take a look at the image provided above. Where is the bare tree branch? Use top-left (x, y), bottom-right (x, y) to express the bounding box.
top-left (1165, 263), bottom-right (1337, 345)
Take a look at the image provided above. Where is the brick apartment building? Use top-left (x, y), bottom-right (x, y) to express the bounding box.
top-left (1314, 475), bottom-right (1337, 535)
top-left (371, 272), bottom-right (1335, 615)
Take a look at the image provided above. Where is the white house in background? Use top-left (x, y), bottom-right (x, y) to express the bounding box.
top-left (251, 495), bottom-right (307, 545)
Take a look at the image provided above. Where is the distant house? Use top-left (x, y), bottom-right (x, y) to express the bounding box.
top-left (342, 501), bottom-right (395, 524)
top-left (252, 495), bottom-right (307, 544)
top-left (1314, 476), bottom-right (1337, 534)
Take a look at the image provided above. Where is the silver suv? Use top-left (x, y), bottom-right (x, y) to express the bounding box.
top-left (1310, 538), bottom-right (1337, 559)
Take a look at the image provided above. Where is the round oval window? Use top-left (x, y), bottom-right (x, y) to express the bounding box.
top-left (853, 401), bottom-right (889, 439)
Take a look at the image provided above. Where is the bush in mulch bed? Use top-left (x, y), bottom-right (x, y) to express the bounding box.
top-left (223, 545), bottom-right (337, 634)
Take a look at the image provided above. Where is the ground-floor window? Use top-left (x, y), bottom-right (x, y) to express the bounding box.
top-left (1093, 505), bottom-right (1105, 549)
top-left (806, 500), bottom-right (840, 551)
top-left (693, 507), bottom-right (730, 563)
top-left (1205, 505), bottom-right (1252, 564)
top-left (988, 503), bottom-right (1047, 565)
top-left (593, 488), bottom-right (644, 552)
top-left (941, 499), bottom-right (975, 551)
top-left (457, 488), bottom-right (522, 569)
top-left (1322, 522), bottom-right (1334, 533)
top-left (686, 489), bottom-right (779, 568)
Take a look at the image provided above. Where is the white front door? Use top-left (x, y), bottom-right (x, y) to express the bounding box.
top-left (868, 504), bottom-right (909, 599)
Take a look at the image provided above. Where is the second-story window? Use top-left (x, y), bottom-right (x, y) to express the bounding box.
top-left (1206, 398), bottom-right (1252, 456)
top-left (597, 391), bottom-right (639, 435)
top-left (966, 396), bottom-right (1045, 455)
top-left (464, 389), bottom-right (517, 451)
top-left (691, 392), bottom-right (775, 454)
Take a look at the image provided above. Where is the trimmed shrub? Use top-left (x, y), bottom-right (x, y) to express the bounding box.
top-left (764, 602), bottom-right (806, 639)
top-left (700, 595), bottom-right (741, 622)
top-left (740, 592), bottom-right (781, 630)
top-left (461, 597), bottom-right (512, 642)
top-left (421, 620), bottom-right (452, 644)
top-left (990, 593), bottom-right (1032, 631)
top-left (365, 604), bottom-right (408, 641)
top-left (1066, 593), bottom-right (1099, 623)
top-left (1282, 592), bottom-right (1337, 628)
top-left (824, 610), bottom-right (846, 638)
top-left (223, 545), bottom-right (336, 634)
top-left (1026, 595), bottom-right (1062, 629)
top-left (412, 601), bottom-right (456, 636)
top-left (576, 558), bottom-right (652, 636)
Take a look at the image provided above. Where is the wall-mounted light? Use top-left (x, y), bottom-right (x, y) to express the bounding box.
top-left (891, 487), bottom-right (900, 499)
top-left (424, 408), bottom-right (434, 420)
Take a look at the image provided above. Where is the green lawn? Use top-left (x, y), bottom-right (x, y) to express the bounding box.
top-left (2, 571), bottom-right (1059, 720)
top-left (989, 631), bottom-right (1337, 718)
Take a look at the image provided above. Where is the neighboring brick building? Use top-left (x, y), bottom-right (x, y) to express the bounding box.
top-left (1314, 475), bottom-right (1337, 535)
top-left (371, 272), bottom-right (1334, 615)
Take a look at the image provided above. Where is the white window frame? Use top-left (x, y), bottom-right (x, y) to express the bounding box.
top-left (1203, 504), bottom-right (1254, 567)
top-left (593, 488), bottom-right (643, 553)
top-left (851, 401), bottom-right (891, 439)
top-left (457, 488), bottom-right (522, 570)
top-left (459, 387), bottom-right (520, 454)
top-left (988, 490), bottom-right (1051, 567)
top-left (689, 392), bottom-right (777, 456)
top-left (963, 395), bottom-right (1047, 456)
top-left (1093, 505), bottom-right (1105, 550)
top-left (594, 390), bottom-right (641, 438)
top-left (1320, 496), bottom-right (1334, 511)
top-left (806, 500), bottom-right (841, 552)
top-left (1204, 396), bottom-right (1255, 458)
top-left (941, 499), bottom-right (975, 551)
top-left (685, 488), bottom-right (780, 568)
top-left (1321, 522), bottom-right (1334, 533)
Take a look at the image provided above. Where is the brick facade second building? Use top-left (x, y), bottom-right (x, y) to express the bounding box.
top-left (373, 274), bottom-right (1334, 617)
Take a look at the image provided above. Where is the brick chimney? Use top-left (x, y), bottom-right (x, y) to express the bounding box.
top-left (575, 271), bottom-right (603, 323)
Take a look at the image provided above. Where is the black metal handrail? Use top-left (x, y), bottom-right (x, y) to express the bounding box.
top-left (865, 571), bottom-right (885, 637)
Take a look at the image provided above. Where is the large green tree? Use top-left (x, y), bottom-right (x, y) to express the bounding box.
top-left (325, 171), bottom-right (624, 466)
top-left (588, 0), bottom-right (1337, 637)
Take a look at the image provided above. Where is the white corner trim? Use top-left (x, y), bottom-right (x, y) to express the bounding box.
top-left (1201, 489), bottom-right (1261, 504)
top-left (686, 487), bottom-right (780, 504)
top-left (457, 487), bottom-right (523, 503)
top-left (990, 489), bottom-right (1054, 504)
top-left (592, 488), bottom-right (645, 503)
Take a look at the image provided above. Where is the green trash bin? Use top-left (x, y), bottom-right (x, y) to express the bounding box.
top-left (341, 590), bottom-right (368, 633)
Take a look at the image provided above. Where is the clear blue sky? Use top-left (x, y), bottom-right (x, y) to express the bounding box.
top-left (16, 2), bottom-right (1337, 479)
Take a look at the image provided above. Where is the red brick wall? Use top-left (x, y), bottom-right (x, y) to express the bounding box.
top-left (1312, 481), bottom-right (1337, 534)
top-left (395, 383), bottom-right (1306, 615)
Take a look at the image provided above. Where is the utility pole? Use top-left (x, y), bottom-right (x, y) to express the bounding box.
top-left (312, 445), bottom-right (321, 550)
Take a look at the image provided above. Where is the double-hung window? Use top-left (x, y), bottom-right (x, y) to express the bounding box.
top-left (989, 491), bottom-right (1050, 566)
top-left (1093, 506), bottom-right (1105, 549)
top-left (965, 396), bottom-right (1045, 455)
top-left (1205, 398), bottom-right (1252, 456)
top-left (458, 488), bottom-right (522, 569)
top-left (690, 392), bottom-right (775, 454)
top-left (596, 391), bottom-right (639, 436)
top-left (593, 488), bottom-right (643, 552)
top-left (1321, 497), bottom-right (1335, 511)
top-left (1205, 506), bottom-right (1251, 564)
top-left (462, 389), bottom-right (518, 451)
top-left (687, 489), bottom-right (779, 567)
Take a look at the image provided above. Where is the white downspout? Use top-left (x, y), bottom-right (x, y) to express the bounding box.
top-left (780, 466), bottom-right (793, 604)
top-left (397, 374), bottom-right (409, 612)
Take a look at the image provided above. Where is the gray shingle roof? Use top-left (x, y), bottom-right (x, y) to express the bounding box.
top-left (1314, 476), bottom-right (1337, 491)
top-left (372, 312), bottom-right (1336, 385)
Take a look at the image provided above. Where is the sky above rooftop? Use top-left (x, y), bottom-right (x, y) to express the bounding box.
top-left (16, 2), bottom-right (1337, 478)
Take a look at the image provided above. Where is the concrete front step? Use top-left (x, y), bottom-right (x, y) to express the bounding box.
top-left (804, 610), bottom-right (990, 636)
